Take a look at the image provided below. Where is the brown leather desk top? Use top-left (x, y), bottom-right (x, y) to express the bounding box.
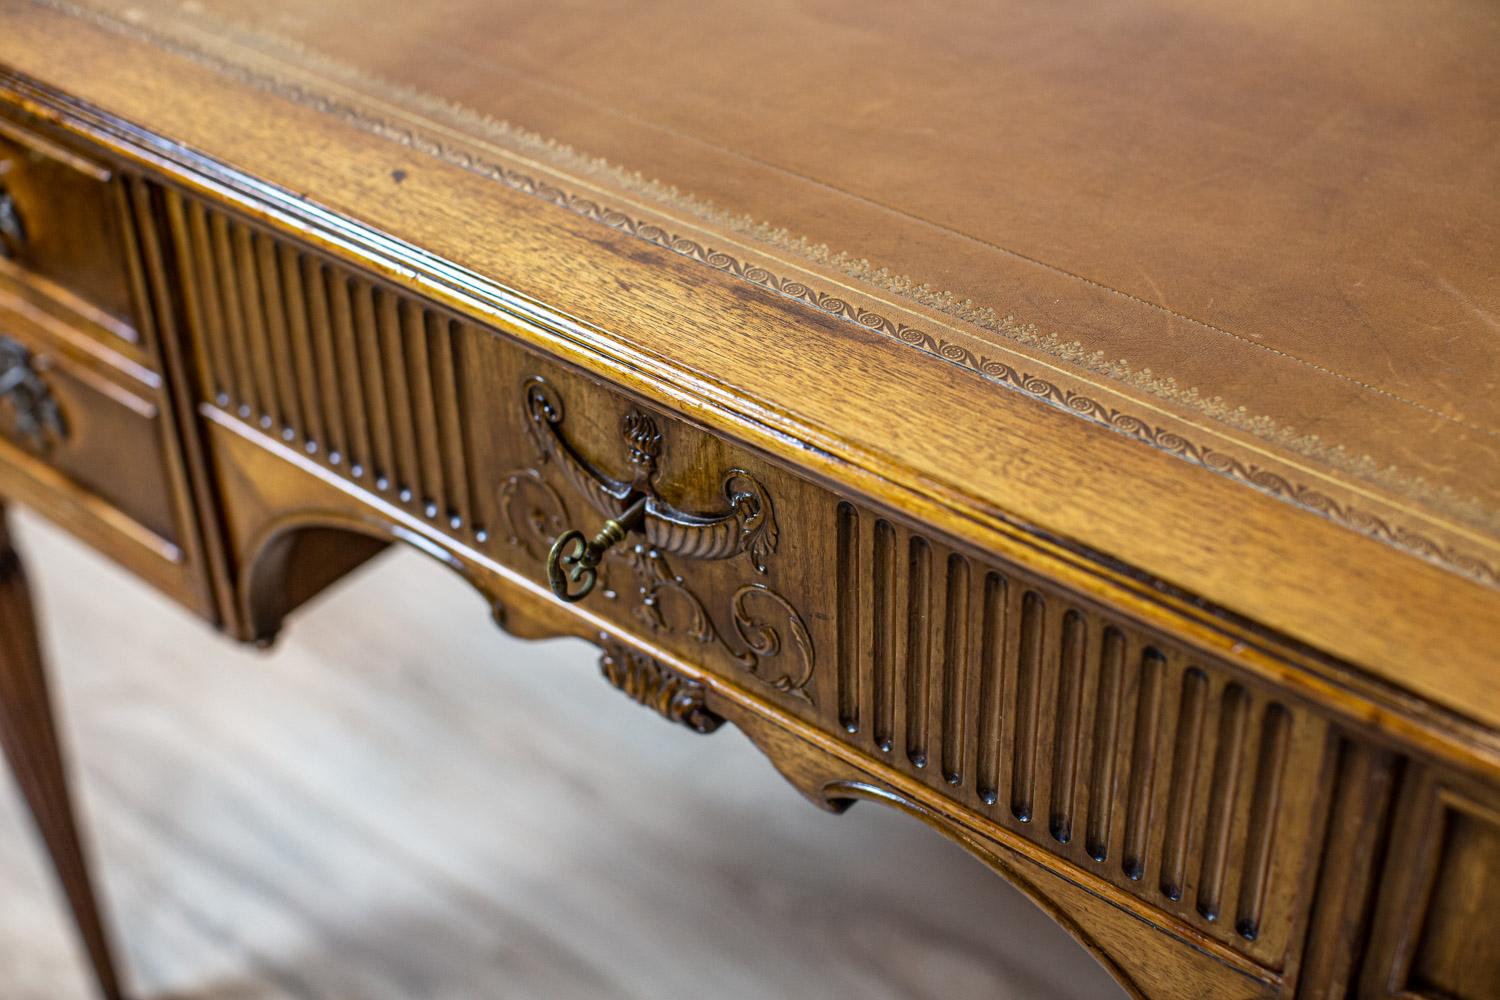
top-left (186, 0), bottom-right (1500, 528)
top-left (3, 0), bottom-right (1498, 727)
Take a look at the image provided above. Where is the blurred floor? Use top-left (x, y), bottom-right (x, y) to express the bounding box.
top-left (0, 508), bottom-right (1125, 999)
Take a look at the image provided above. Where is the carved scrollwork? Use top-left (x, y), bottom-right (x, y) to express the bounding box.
top-left (0, 336), bottom-right (66, 454)
top-left (522, 375), bottom-right (778, 574)
top-left (598, 639), bottom-right (722, 734)
top-left (615, 541), bottom-right (815, 705)
top-left (731, 584), bottom-right (814, 702)
top-left (503, 375), bottom-right (815, 704)
top-left (524, 376), bottom-right (635, 515)
top-left (496, 468), bottom-right (568, 560)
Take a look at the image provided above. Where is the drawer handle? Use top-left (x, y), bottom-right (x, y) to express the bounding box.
top-left (524, 377), bottom-right (779, 604)
top-left (0, 335), bottom-right (66, 453)
top-left (0, 183), bottom-right (24, 259)
top-left (515, 376), bottom-right (814, 704)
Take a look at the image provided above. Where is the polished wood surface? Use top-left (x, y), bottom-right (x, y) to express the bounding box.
top-left (0, 1), bottom-right (1495, 996)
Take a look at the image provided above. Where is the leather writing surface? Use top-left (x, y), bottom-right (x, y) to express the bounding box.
top-left (143, 0), bottom-right (1500, 502)
top-left (28, 0), bottom-right (1500, 590)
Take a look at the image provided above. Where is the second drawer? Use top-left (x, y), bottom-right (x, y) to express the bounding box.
top-left (0, 290), bottom-right (185, 572)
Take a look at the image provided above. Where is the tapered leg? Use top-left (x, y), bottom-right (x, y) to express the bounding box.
top-left (0, 507), bottom-right (123, 1000)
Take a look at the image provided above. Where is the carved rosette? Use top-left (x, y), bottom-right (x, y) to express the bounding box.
top-left (599, 640), bottom-right (722, 734)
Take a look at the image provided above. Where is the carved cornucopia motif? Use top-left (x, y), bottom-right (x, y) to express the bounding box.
top-left (502, 376), bottom-right (814, 704)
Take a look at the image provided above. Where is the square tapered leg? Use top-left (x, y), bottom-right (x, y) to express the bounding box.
top-left (0, 506), bottom-right (123, 1000)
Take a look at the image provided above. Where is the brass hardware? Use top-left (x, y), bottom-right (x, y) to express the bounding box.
top-left (0, 335), bottom-right (65, 453)
top-left (546, 496), bottom-right (647, 602)
top-left (0, 183), bottom-right (24, 259)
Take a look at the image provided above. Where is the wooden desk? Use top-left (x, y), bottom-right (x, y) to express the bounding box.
top-left (0, 1), bottom-right (1496, 996)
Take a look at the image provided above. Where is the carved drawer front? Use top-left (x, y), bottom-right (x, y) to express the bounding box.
top-left (1362, 766), bottom-right (1500, 999)
top-left (486, 362), bottom-right (826, 710)
top-left (0, 113), bottom-right (148, 353)
top-left (170, 193), bottom-right (1335, 977)
top-left (164, 193), bottom-right (826, 695)
top-left (0, 295), bottom-right (192, 572)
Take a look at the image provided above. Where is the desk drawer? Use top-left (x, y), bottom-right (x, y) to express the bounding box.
top-left (490, 358), bottom-right (1326, 971)
top-left (1362, 765), bottom-right (1500, 999)
top-left (0, 114), bottom-right (141, 344)
top-left (0, 297), bottom-right (180, 555)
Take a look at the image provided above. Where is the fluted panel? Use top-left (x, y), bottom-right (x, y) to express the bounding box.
top-left (166, 195), bottom-right (484, 540)
top-left (831, 510), bottom-right (1325, 965)
top-left (835, 501), bottom-right (860, 733)
top-left (903, 535), bottom-right (932, 768)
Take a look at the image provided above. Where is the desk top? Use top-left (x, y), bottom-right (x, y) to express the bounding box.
top-left (4, 0), bottom-right (1499, 725)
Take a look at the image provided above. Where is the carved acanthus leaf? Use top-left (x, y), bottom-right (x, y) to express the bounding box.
top-left (599, 640), bottom-right (722, 734)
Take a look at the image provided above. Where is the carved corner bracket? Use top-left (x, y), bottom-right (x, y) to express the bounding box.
top-left (0, 335), bottom-right (66, 454)
top-left (498, 375), bottom-right (816, 705)
top-left (599, 638), bottom-right (723, 734)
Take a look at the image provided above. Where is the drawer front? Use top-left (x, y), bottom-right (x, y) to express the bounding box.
top-left (1362, 766), bottom-right (1500, 999)
top-left (0, 301), bottom-right (176, 545)
top-left (0, 114), bottom-right (140, 340)
top-left (171, 192), bottom-right (1338, 976)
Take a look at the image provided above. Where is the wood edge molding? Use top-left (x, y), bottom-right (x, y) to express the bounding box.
top-left (15, 0), bottom-right (1500, 598)
top-left (817, 779), bottom-right (1150, 1000)
top-left (0, 434), bottom-right (182, 565)
top-left (0, 271), bottom-right (158, 390)
top-left (0, 106), bottom-right (110, 179)
top-left (0, 260), bottom-right (144, 358)
top-left (5, 73), bottom-right (1498, 779)
top-left (712, 702), bottom-right (1280, 990)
